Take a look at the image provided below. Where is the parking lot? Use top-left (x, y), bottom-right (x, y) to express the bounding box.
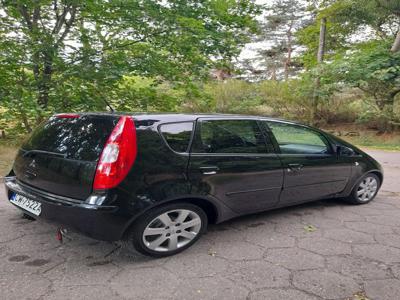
top-left (1, 149), bottom-right (400, 300)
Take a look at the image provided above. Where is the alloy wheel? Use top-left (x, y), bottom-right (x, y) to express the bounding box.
top-left (357, 176), bottom-right (378, 202)
top-left (142, 209), bottom-right (202, 252)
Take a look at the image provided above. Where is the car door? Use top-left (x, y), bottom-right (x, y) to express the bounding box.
top-left (263, 120), bottom-right (352, 205)
top-left (188, 118), bottom-right (284, 214)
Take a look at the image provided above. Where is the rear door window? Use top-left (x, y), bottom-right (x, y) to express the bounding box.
top-left (266, 121), bottom-right (331, 154)
top-left (193, 119), bottom-right (268, 154)
top-left (160, 122), bottom-right (194, 153)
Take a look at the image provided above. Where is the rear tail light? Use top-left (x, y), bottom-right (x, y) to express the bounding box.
top-left (93, 116), bottom-right (137, 190)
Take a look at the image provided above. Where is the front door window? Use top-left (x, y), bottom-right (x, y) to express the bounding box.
top-left (266, 122), bottom-right (331, 155)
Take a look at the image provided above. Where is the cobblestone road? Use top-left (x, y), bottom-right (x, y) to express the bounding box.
top-left (0, 150), bottom-right (399, 300)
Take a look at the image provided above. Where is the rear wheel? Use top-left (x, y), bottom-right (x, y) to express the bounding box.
top-left (345, 173), bottom-right (380, 204)
top-left (124, 203), bottom-right (207, 257)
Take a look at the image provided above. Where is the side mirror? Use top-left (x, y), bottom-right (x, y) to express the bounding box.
top-left (336, 145), bottom-right (355, 157)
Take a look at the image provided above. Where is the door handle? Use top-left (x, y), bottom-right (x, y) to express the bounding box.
top-left (287, 163), bottom-right (303, 172)
top-left (199, 166), bottom-right (219, 175)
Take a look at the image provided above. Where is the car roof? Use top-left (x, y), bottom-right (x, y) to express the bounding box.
top-left (81, 112), bottom-right (300, 124)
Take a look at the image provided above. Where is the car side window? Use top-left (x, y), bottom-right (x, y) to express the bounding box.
top-left (193, 119), bottom-right (268, 154)
top-left (160, 122), bottom-right (194, 152)
top-left (266, 121), bottom-right (331, 154)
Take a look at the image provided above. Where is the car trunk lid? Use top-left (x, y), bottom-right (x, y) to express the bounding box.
top-left (13, 114), bottom-right (121, 200)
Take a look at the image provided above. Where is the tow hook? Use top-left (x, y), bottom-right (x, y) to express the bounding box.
top-left (56, 227), bottom-right (69, 243)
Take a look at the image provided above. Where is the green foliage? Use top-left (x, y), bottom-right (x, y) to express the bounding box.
top-left (298, 0), bottom-right (400, 67)
top-left (337, 41), bottom-right (400, 99)
top-left (114, 76), bottom-right (185, 112)
top-left (0, 0), bottom-right (259, 135)
top-left (200, 78), bottom-right (336, 123)
top-left (196, 72), bottom-right (382, 129)
top-left (322, 40), bottom-right (400, 129)
top-left (258, 79), bottom-right (312, 120)
top-left (297, 17), bottom-right (350, 68)
top-left (1, 0), bottom-right (400, 140)
top-left (204, 79), bottom-right (262, 114)
top-left (256, 0), bottom-right (306, 78)
top-left (294, 0), bottom-right (400, 131)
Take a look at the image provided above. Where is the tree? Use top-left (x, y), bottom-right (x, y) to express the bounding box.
top-left (297, 0), bottom-right (400, 125)
top-left (376, 0), bottom-right (400, 52)
top-left (0, 0), bottom-right (258, 128)
top-left (338, 42), bottom-right (400, 111)
top-left (1, 1), bottom-right (79, 112)
top-left (311, 0), bottom-right (400, 54)
top-left (297, 0), bottom-right (355, 69)
top-left (257, 46), bottom-right (287, 80)
top-left (0, 26), bottom-right (37, 133)
top-left (311, 16), bottom-right (327, 122)
top-left (308, 38), bottom-right (399, 131)
top-left (257, 0), bottom-right (307, 80)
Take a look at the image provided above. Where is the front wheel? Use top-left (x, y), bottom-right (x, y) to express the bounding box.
top-left (345, 173), bottom-right (381, 204)
top-left (124, 203), bottom-right (208, 257)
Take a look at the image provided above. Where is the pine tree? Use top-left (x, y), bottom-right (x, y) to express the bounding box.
top-left (258, 0), bottom-right (307, 80)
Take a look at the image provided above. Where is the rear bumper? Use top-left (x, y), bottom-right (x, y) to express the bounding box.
top-left (4, 177), bottom-right (129, 241)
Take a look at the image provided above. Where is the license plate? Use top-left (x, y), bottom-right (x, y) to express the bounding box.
top-left (10, 193), bottom-right (42, 216)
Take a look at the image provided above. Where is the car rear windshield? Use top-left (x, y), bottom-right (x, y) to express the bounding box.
top-left (22, 115), bottom-right (118, 161)
top-left (159, 122), bottom-right (194, 152)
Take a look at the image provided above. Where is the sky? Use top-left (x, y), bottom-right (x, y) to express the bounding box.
top-left (239, 0), bottom-right (272, 61)
top-left (239, 0), bottom-right (311, 62)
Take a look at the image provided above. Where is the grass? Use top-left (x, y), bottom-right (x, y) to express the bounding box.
top-left (0, 140), bottom-right (19, 177)
top-left (322, 124), bottom-right (400, 151)
top-left (340, 133), bottom-right (400, 151)
top-left (271, 123), bottom-right (400, 151)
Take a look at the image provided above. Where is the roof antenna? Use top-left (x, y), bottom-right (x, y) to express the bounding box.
top-left (103, 98), bottom-right (115, 112)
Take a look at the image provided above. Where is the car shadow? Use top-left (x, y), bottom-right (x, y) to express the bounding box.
top-left (210, 197), bottom-right (346, 230)
top-left (30, 197), bottom-right (349, 265)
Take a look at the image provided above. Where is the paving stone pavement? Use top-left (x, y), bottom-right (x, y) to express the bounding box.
top-left (1, 149), bottom-right (400, 300)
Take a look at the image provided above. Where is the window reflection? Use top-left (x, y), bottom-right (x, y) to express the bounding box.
top-left (266, 122), bottom-right (330, 154)
top-left (160, 122), bottom-right (194, 153)
top-left (23, 116), bottom-right (118, 161)
top-left (194, 120), bottom-right (267, 154)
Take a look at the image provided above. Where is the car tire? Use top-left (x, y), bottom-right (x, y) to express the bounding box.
top-left (345, 173), bottom-right (381, 205)
top-left (123, 202), bottom-right (208, 258)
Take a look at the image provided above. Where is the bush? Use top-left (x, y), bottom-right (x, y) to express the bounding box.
top-left (203, 79), bottom-right (262, 114)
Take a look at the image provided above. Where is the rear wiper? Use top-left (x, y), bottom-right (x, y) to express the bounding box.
top-left (22, 149), bottom-right (67, 158)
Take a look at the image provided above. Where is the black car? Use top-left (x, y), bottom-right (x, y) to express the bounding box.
top-left (4, 113), bottom-right (383, 257)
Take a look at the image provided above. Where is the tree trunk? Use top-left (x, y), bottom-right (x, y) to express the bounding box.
top-left (37, 50), bottom-right (54, 109)
top-left (15, 74), bottom-right (33, 133)
top-left (271, 65), bottom-right (277, 81)
top-left (391, 30), bottom-right (400, 53)
top-left (284, 21), bottom-right (294, 81)
top-left (21, 111), bottom-right (32, 133)
top-left (18, 3), bottom-right (77, 113)
top-left (31, 42), bottom-right (50, 111)
top-left (311, 17), bottom-right (327, 123)
top-left (317, 18), bottom-right (327, 64)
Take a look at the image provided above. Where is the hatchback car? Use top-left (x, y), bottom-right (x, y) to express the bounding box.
top-left (4, 113), bottom-right (383, 257)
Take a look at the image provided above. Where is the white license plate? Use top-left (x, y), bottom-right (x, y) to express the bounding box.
top-left (10, 193), bottom-right (42, 216)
